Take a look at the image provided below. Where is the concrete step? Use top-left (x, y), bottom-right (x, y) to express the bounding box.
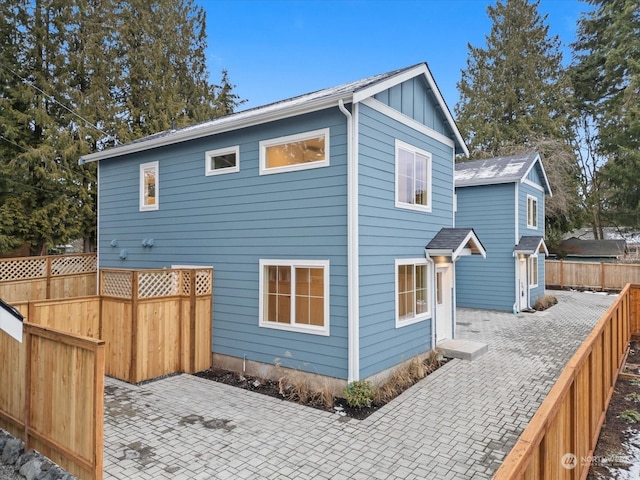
top-left (437, 339), bottom-right (488, 361)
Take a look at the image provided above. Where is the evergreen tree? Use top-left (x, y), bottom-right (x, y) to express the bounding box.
top-left (0, 0), bottom-right (243, 255)
top-left (455, 0), bottom-right (580, 239)
top-left (572, 0), bottom-right (640, 227)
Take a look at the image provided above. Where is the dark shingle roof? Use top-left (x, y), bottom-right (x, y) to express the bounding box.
top-left (514, 236), bottom-right (548, 255)
top-left (425, 228), bottom-right (486, 259)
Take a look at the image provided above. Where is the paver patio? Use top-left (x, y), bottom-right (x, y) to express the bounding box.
top-left (104, 290), bottom-right (615, 479)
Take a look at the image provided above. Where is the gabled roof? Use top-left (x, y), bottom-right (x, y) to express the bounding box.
top-left (425, 228), bottom-right (486, 261)
top-left (514, 236), bottom-right (549, 256)
top-left (80, 62), bottom-right (467, 163)
top-left (454, 152), bottom-right (552, 195)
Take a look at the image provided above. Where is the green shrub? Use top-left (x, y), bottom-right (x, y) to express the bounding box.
top-left (344, 380), bottom-right (375, 408)
top-left (619, 409), bottom-right (640, 423)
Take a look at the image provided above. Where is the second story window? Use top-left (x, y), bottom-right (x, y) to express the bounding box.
top-left (259, 128), bottom-right (330, 175)
top-left (527, 195), bottom-right (538, 228)
top-left (205, 146), bottom-right (239, 176)
top-left (395, 140), bottom-right (432, 212)
top-left (139, 161), bottom-right (158, 211)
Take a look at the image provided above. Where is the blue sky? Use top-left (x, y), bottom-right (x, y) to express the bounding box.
top-left (203, 0), bottom-right (589, 115)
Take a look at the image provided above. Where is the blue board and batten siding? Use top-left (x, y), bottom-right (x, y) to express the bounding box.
top-left (98, 108), bottom-right (351, 379)
top-left (455, 183), bottom-right (516, 311)
top-left (357, 101), bottom-right (454, 379)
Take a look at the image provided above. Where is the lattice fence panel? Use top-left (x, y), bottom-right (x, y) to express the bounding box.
top-left (101, 271), bottom-right (133, 297)
top-left (51, 255), bottom-right (97, 276)
top-left (181, 270), bottom-right (191, 296)
top-left (0, 257), bottom-right (47, 281)
top-left (138, 271), bottom-right (180, 298)
top-left (196, 269), bottom-right (212, 295)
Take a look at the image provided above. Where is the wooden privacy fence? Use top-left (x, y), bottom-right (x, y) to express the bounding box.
top-left (0, 253), bottom-right (97, 302)
top-left (0, 323), bottom-right (104, 480)
top-left (12, 267), bottom-right (213, 384)
top-left (493, 284), bottom-right (639, 480)
top-left (546, 259), bottom-right (640, 291)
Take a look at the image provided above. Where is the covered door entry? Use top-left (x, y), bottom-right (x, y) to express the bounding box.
top-left (435, 264), bottom-right (453, 343)
top-left (518, 257), bottom-right (528, 311)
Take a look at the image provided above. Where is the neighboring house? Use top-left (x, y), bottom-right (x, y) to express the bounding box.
top-left (454, 153), bottom-right (551, 312)
top-left (549, 237), bottom-right (627, 263)
top-left (80, 63), bottom-right (485, 385)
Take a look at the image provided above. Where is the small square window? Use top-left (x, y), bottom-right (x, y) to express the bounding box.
top-left (205, 146), bottom-right (239, 176)
top-left (139, 161), bottom-right (158, 211)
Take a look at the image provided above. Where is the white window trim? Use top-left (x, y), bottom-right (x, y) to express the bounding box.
top-left (529, 256), bottom-right (539, 288)
top-left (259, 128), bottom-right (330, 175)
top-left (395, 258), bottom-right (431, 328)
top-left (394, 139), bottom-right (433, 213)
top-left (258, 259), bottom-right (330, 336)
top-left (205, 146), bottom-right (240, 176)
top-left (139, 161), bottom-right (159, 212)
top-left (527, 194), bottom-right (538, 229)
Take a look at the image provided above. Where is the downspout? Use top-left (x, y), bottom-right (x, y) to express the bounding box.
top-left (513, 182), bottom-right (519, 314)
top-left (339, 99), bottom-right (359, 382)
top-left (424, 251), bottom-right (436, 350)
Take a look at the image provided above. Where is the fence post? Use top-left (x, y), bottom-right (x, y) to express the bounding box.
top-left (560, 260), bottom-right (564, 289)
top-left (600, 262), bottom-right (606, 291)
top-left (23, 324), bottom-right (32, 451)
top-left (190, 270), bottom-right (197, 373)
top-left (45, 256), bottom-right (52, 299)
top-left (129, 271), bottom-right (138, 383)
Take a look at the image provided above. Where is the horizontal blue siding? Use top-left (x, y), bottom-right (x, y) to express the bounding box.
top-left (357, 102), bottom-right (454, 378)
top-left (98, 107), bottom-right (350, 379)
top-left (456, 183), bottom-right (516, 311)
top-left (519, 181), bottom-right (547, 305)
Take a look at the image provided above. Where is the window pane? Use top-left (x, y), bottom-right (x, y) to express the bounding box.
top-left (436, 271), bottom-right (442, 305)
top-left (416, 265), bottom-right (428, 313)
top-left (398, 150), bottom-right (413, 204)
top-left (309, 297), bottom-right (324, 326)
top-left (295, 267), bottom-right (310, 296)
top-left (277, 295), bottom-right (291, 323)
top-left (266, 136), bottom-right (325, 168)
top-left (295, 296), bottom-right (310, 325)
top-left (212, 153), bottom-right (236, 170)
top-left (144, 168), bottom-right (156, 205)
top-left (309, 268), bottom-right (324, 297)
top-left (278, 266), bottom-right (291, 294)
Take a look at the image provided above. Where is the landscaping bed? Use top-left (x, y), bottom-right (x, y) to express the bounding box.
top-left (588, 339), bottom-right (640, 479)
top-left (196, 350), bottom-right (449, 420)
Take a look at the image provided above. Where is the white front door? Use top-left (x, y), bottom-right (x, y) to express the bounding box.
top-left (436, 264), bottom-right (453, 343)
top-left (518, 257), bottom-right (528, 311)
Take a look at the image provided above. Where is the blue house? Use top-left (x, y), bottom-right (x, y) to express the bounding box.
top-left (454, 153), bottom-right (551, 312)
top-left (80, 63), bottom-right (485, 386)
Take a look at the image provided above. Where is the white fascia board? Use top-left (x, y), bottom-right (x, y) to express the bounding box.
top-left (452, 230), bottom-right (487, 261)
top-left (353, 64), bottom-right (469, 157)
top-left (522, 153), bottom-right (553, 196)
top-left (80, 93), bottom-right (353, 164)
top-left (455, 178), bottom-right (519, 188)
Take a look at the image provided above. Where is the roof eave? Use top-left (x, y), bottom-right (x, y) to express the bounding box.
top-left (455, 178), bottom-right (518, 188)
top-left (80, 92), bottom-right (354, 164)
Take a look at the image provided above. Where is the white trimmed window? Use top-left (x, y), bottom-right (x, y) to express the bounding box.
top-left (529, 256), bottom-right (539, 287)
top-left (205, 146), bottom-right (239, 175)
top-left (259, 259), bottom-right (330, 335)
top-left (139, 161), bottom-right (158, 211)
top-left (395, 140), bottom-right (432, 212)
top-left (527, 195), bottom-right (538, 228)
top-left (259, 128), bottom-right (330, 175)
top-left (395, 258), bottom-right (431, 327)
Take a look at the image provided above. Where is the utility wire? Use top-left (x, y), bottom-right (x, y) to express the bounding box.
top-left (0, 135), bottom-right (97, 185)
top-left (0, 61), bottom-right (119, 145)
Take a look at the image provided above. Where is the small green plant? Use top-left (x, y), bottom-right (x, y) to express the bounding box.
top-left (625, 392), bottom-right (640, 403)
top-left (630, 378), bottom-right (640, 387)
top-left (619, 409), bottom-right (640, 423)
top-left (344, 380), bottom-right (375, 409)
